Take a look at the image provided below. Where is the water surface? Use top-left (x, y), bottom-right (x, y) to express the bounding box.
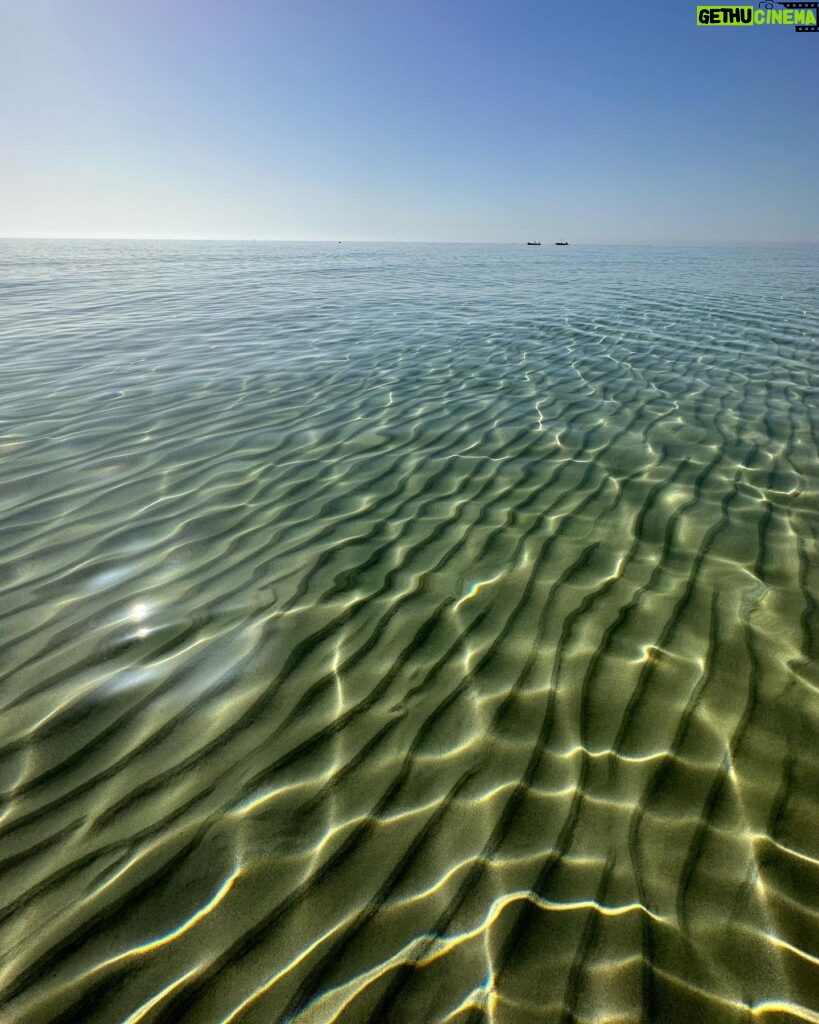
top-left (1, 241), bottom-right (818, 1024)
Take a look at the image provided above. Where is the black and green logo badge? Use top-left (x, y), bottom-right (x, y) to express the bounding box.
top-left (697, 1), bottom-right (818, 30)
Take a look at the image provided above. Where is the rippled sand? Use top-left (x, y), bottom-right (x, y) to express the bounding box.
top-left (1, 241), bottom-right (818, 1024)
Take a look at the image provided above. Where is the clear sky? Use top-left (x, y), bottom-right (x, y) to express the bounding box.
top-left (1, 0), bottom-right (817, 242)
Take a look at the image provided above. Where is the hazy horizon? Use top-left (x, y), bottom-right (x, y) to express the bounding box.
top-left (4, 236), bottom-right (819, 246)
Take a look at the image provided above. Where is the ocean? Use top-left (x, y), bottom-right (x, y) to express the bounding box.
top-left (1, 239), bottom-right (817, 1023)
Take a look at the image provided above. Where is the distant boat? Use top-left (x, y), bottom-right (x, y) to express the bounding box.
top-left (554, 241), bottom-right (569, 246)
top-left (526, 241), bottom-right (541, 246)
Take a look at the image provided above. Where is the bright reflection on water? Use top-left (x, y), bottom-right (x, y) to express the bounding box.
top-left (0, 240), bottom-right (818, 1024)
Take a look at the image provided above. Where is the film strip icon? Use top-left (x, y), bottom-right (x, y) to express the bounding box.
top-left (760, 0), bottom-right (819, 30)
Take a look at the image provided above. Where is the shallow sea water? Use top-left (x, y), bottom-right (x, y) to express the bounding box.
top-left (0, 240), bottom-right (818, 1024)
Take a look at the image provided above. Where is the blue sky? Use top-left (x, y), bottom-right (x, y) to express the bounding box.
top-left (1, 0), bottom-right (817, 242)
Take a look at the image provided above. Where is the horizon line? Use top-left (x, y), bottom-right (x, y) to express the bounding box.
top-left (2, 236), bottom-right (818, 246)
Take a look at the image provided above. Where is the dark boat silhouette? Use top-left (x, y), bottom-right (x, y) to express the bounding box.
top-left (526, 241), bottom-right (541, 246)
top-left (555, 241), bottom-right (569, 246)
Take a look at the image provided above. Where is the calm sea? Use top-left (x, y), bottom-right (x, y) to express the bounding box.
top-left (1, 240), bottom-right (818, 1023)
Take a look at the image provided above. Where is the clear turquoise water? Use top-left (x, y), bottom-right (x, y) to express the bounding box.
top-left (1, 240), bottom-right (818, 1023)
